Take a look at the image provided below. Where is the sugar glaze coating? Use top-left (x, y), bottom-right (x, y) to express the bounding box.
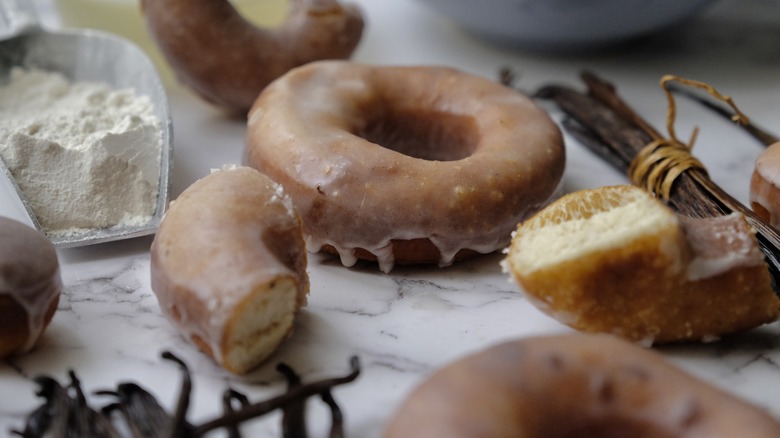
top-left (245, 61), bottom-right (565, 272)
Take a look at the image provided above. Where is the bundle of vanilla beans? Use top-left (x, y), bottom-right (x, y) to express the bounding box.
top-left (528, 71), bottom-right (780, 292)
top-left (11, 352), bottom-right (360, 438)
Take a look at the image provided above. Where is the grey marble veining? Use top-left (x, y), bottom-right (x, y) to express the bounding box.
top-left (2, 0), bottom-right (780, 436)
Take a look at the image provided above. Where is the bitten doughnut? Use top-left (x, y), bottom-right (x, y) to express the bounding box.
top-left (140, 0), bottom-right (364, 114)
top-left (150, 166), bottom-right (309, 374)
top-left (385, 333), bottom-right (780, 437)
top-left (750, 141), bottom-right (780, 229)
top-left (504, 184), bottom-right (780, 344)
top-left (0, 217), bottom-right (62, 358)
top-left (245, 61), bottom-right (565, 272)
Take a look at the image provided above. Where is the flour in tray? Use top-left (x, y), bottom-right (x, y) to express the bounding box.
top-left (0, 67), bottom-right (162, 236)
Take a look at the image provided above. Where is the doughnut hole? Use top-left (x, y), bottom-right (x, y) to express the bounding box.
top-left (354, 106), bottom-right (480, 161)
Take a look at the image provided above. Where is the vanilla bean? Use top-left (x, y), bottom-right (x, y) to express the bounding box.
top-left (13, 374), bottom-right (120, 438)
top-left (535, 85), bottom-right (647, 167)
top-left (193, 356), bottom-right (360, 436)
top-left (16, 355), bottom-right (360, 438)
top-left (97, 383), bottom-right (180, 437)
top-left (277, 363), bottom-right (307, 438)
top-left (11, 377), bottom-right (64, 437)
top-left (537, 71), bottom-right (780, 292)
top-left (321, 391), bottom-right (345, 438)
top-left (68, 371), bottom-right (120, 437)
top-left (161, 352), bottom-right (194, 438)
top-left (222, 390), bottom-right (250, 438)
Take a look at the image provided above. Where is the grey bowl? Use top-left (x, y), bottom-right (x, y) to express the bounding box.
top-left (416, 0), bottom-right (717, 51)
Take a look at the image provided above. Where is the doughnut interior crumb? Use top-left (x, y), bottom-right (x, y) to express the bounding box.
top-left (505, 185), bottom-right (780, 344)
top-left (222, 277), bottom-right (299, 374)
top-left (509, 186), bottom-right (681, 276)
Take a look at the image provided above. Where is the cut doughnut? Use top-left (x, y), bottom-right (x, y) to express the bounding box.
top-left (150, 166), bottom-right (309, 373)
top-left (504, 185), bottom-right (780, 344)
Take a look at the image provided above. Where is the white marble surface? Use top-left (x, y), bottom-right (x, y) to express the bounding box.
top-left (3, 0), bottom-right (780, 436)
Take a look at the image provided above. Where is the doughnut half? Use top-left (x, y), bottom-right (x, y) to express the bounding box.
top-left (504, 185), bottom-right (780, 344)
top-left (0, 217), bottom-right (61, 358)
top-left (150, 166), bottom-right (309, 374)
top-left (245, 61), bottom-right (565, 272)
top-left (385, 334), bottom-right (780, 437)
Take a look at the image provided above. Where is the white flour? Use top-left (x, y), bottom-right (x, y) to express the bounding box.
top-left (0, 68), bottom-right (162, 236)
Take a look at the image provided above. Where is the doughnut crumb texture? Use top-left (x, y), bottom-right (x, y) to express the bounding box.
top-left (246, 61), bottom-right (565, 272)
top-left (0, 217), bottom-right (62, 358)
top-left (385, 334), bottom-right (780, 438)
top-left (504, 184), bottom-right (780, 344)
top-left (150, 166), bottom-right (309, 374)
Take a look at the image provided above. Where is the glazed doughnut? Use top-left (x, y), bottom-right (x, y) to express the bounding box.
top-left (385, 333), bottom-right (780, 437)
top-left (0, 217), bottom-right (62, 358)
top-left (504, 185), bottom-right (780, 344)
top-left (750, 141), bottom-right (780, 229)
top-left (245, 61), bottom-right (565, 272)
top-left (150, 166), bottom-right (309, 374)
top-left (140, 0), bottom-right (364, 114)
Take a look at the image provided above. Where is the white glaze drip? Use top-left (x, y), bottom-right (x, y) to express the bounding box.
top-left (246, 62), bottom-right (565, 272)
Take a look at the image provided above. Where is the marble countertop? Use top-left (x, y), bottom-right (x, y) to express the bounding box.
top-left (3, 0), bottom-right (780, 436)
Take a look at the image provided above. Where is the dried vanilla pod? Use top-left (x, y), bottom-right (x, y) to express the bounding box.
top-left (12, 352), bottom-right (361, 437)
top-left (193, 356), bottom-right (361, 436)
top-left (13, 372), bottom-right (120, 438)
top-left (537, 71), bottom-right (780, 292)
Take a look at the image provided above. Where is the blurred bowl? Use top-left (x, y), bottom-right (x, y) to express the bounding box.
top-left (415, 0), bottom-right (717, 51)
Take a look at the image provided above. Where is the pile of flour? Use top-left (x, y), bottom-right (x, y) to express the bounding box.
top-left (0, 68), bottom-right (162, 236)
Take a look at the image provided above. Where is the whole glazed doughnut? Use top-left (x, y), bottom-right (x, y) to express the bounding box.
top-left (385, 333), bottom-right (780, 438)
top-left (150, 166), bottom-right (309, 374)
top-left (750, 141), bottom-right (780, 229)
top-left (0, 217), bottom-right (62, 358)
top-left (245, 61), bottom-right (565, 272)
top-left (140, 0), bottom-right (364, 114)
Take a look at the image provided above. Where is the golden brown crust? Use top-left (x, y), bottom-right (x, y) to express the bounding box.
top-left (140, 0), bottom-right (364, 113)
top-left (385, 334), bottom-right (780, 438)
top-left (246, 61), bottom-right (565, 272)
top-left (504, 185), bottom-right (779, 344)
top-left (150, 166), bottom-right (309, 373)
top-left (0, 217), bottom-right (62, 358)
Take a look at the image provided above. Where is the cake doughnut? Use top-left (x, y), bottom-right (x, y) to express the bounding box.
top-left (0, 217), bottom-right (62, 358)
top-left (245, 61), bottom-right (565, 272)
top-left (750, 141), bottom-right (780, 229)
top-left (504, 185), bottom-right (780, 344)
top-left (385, 333), bottom-right (780, 437)
top-left (150, 166), bottom-right (309, 374)
top-left (140, 0), bottom-right (364, 114)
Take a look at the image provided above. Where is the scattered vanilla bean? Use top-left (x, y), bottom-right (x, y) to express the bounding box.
top-left (193, 356), bottom-right (360, 436)
top-left (99, 382), bottom-right (181, 438)
top-left (321, 390), bottom-right (345, 438)
top-left (222, 389), bottom-right (250, 438)
top-left (537, 71), bottom-right (780, 293)
top-left (162, 352), bottom-right (194, 438)
top-left (13, 353), bottom-right (361, 438)
top-left (277, 363), bottom-right (307, 438)
top-left (13, 373), bottom-right (121, 438)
